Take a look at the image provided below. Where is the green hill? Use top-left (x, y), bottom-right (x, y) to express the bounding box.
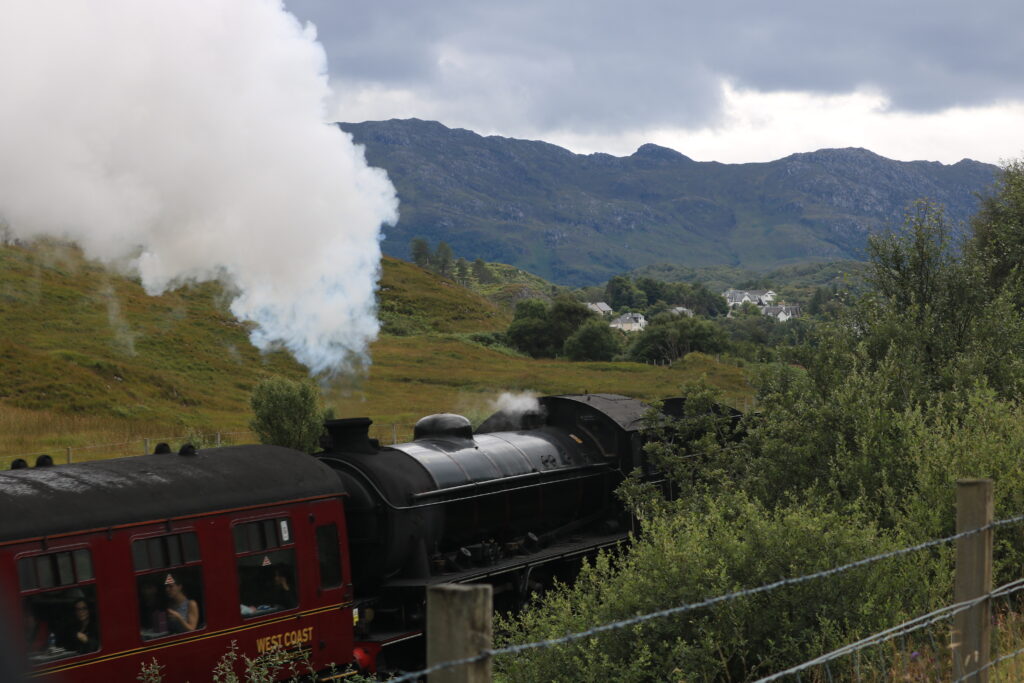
top-left (0, 241), bottom-right (752, 463)
top-left (378, 256), bottom-right (511, 334)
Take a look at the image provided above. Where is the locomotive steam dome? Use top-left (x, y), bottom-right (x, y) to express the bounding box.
top-left (413, 413), bottom-right (473, 440)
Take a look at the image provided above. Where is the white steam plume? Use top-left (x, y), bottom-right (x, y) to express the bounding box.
top-left (489, 392), bottom-right (542, 416)
top-left (0, 1), bottom-right (397, 375)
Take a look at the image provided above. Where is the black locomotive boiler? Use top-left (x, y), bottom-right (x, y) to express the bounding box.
top-left (315, 393), bottom-right (666, 671)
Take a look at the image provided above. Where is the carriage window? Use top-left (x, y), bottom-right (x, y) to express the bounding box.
top-left (19, 550), bottom-right (93, 592)
top-left (234, 518), bottom-right (298, 618)
top-left (19, 550), bottom-right (100, 665)
top-left (72, 550), bottom-right (93, 581)
top-left (316, 523), bottom-right (342, 589)
top-left (132, 533), bottom-right (204, 641)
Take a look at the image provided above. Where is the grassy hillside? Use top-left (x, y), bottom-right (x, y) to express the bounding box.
top-left (469, 262), bottom-right (565, 308)
top-left (378, 256), bottom-right (511, 333)
top-left (0, 240), bottom-right (310, 458)
top-left (0, 241), bottom-right (752, 464)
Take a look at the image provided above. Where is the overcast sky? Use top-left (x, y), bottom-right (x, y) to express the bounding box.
top-left (284, 0), bottom-right (1024, 165)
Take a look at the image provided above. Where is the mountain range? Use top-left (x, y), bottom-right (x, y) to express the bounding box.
top-left (338, 119), bottom-right (998, 286)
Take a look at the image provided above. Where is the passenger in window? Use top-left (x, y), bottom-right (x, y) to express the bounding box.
top-left (152, 442), bottom-right (171, 454)
top-left (270, 565), bottom-right (298, 610)
top-left (139, 579), bottom-right (168, 634)
top-left (34, 454), bottom-right (54, 468)
top-left (10, 458), bottom-right (28, 469)
top-left (23, 606), bottom-right (49, 653)
top-left (61, 600), bottom-right (98, 654)
top-left (164, 574), bottom-right (199, 633)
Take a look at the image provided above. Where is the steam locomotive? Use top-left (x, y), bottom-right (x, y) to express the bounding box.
top-left (1, 393), bottom-right (698, 680)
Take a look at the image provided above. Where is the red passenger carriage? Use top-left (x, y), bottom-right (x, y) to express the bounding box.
top-left (0, 446), bottom-right (355, 681)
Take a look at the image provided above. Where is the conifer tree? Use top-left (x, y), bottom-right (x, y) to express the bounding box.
top-left (410, 238), bottom-right (431, 269)
top-left (433, 241), bottom-right (454, 277)
top-left (472, 257), bottom-right (494, 284)
top-left (454, 257), bottom-right (470, 284)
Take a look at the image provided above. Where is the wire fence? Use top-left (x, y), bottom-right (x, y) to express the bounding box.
top-left (392, 512), bottom-right (1024, 683)
top-left (755, 577), bottom-right (1024, 682)
top-left (0, 424), bottom-right (417, 469)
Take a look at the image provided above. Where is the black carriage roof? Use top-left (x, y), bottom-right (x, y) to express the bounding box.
top-left (542, 393), bottom-right (652, 431)
top-left (0, 445), bottom-right (344, 544)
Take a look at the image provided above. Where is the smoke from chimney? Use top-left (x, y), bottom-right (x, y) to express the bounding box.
top-left (489, 392), bottom-right (542, 416)
top-left (0, 0), bottom-right (398, 375)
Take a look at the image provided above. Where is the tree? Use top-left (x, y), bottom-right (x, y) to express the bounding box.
top-left (855, 199), bottom-right (1000, 394)
top-left (506, 311), bottom-right (552, 358)
top-left (806, 286), bottom-right (829, 315)
top-left (734, 301), bottom-right (762, 317)
top-left (472, 258), bottom-right (495, 284)
top-left (454, 257), bottom-right (470, 284)
top-left (506, 299), bottom-right (553, 357)
top-left (432, 241), bottom-right (454, 277)
top-left (563, 318), bottom-right (620, 361)
top-left (547, 296), bottom-right (595, 347)
top-left (970, 159), bottom-right (1024, 291)
top-left (604, 275), bottom-right (645, 310)
top-left (506, 297), bottom-right (596, 358)
top-left (410, 238), bottom-right (431, 269)
top-left (249, 376), bottom-right (324, 453)
top-left (628, 315), bottom-right (726, 363)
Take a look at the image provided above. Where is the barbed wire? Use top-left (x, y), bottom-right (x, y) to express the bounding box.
top-left (756, 578), bottom-right (1024, 682)
top-left (70, 439), bottom-right (139, 451)
top-left (390, 514), bottom-right (1024, 683)
top-left (954, 640), bottom-right (1024, 682)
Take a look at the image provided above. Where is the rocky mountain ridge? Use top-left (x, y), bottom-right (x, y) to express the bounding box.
top-left (338, 119), bottom-right (997, 286)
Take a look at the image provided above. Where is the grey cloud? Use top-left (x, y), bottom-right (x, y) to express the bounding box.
top-left (285, 0), bottom-right (1024, 132)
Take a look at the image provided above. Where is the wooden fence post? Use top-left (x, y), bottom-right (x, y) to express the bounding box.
top-left (427, 584), bottom-right (493, 683)
top-left (66, 446), bottom-right (72, 465)
top-left (953, 478), bottom-right (994, 682)
top-left (143, 438), bottom-right (150, 455)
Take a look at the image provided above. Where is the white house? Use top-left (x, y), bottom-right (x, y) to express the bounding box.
top-left (723, 289), bottom-right (776, 308)
top-left (586, 301), bottom-right (613, 316)
top-left (671, 306), bottom-right (694, 317)
top-left (609, 313), bottom-right (647, 332)
top-left (761, 305), bottom-right (801, 322)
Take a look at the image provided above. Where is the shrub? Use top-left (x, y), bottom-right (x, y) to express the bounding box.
top-left (495, 493), bottom-right (937, 682)
top-left (248, 376), bottom-right (323, 453)
top-left (563, 318), bottom-right (620, 361)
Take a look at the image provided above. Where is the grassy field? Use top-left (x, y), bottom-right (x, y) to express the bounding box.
top-left (0, 241), bottom-right (753, 466)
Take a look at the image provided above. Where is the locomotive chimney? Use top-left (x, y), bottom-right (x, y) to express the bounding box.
top-left (323, 418), bottom-right (379, 454)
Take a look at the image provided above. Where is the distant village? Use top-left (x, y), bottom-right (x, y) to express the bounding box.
top-left (588, 288), bottom-right (801, 332)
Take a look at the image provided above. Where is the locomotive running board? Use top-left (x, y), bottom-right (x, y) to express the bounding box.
top-left (383, 530), bottom-right (629, 588)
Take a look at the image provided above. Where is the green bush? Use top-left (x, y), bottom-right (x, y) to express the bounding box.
top-left (563, 318), bottom-right (620, 361)
top-left (507, 297), bottom-right (595, 358)
top-left (628, 315), bottom-right (726, 363)
top-left (495, 493), bottom-right (937, 682)
top-left (248, 376), bottom-right (324, 453)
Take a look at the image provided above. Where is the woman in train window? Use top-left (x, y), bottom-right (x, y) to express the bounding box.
top-left (164, 574), bottom-right (200, 633)
top-left (62, 599), bottom-right (99, 654)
